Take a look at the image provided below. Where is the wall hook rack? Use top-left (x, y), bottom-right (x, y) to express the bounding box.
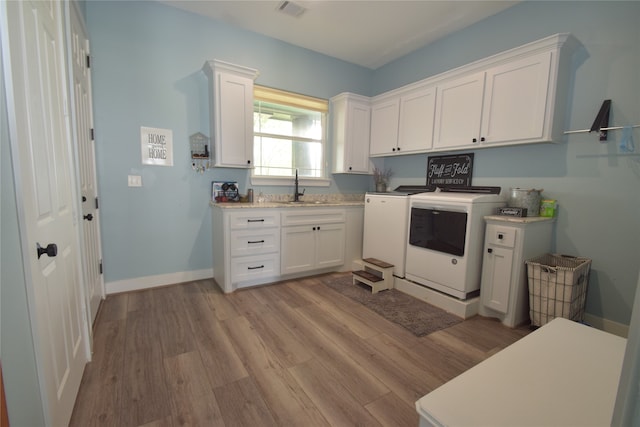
top-left (564, 99), bottom-right (640, 141)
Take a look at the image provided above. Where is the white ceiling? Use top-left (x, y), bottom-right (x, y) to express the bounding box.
top-left (162, 1), bottom-right (519, 69)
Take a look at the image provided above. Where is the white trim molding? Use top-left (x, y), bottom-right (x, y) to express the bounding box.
top-left (105, 268), bottom-right (214, 294)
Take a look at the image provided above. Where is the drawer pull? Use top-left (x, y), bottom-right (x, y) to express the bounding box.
top-left (247, 265), bottom-right (265, 270)
top-left (247, 219), bottom-right (265, 223)
top-left (498, 233), bottom-right (504, 239)
top-left (248, 240), bottom-right (265, 244)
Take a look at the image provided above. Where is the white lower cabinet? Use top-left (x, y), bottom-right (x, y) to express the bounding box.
top-left (213, 206), bottom-right (357, 292)
top-left (479, 216), bottom-right (554, 327)
top-left (280, 209), bottom-right (346, 276)
top-left (212, 208), bottom-right (281, 292)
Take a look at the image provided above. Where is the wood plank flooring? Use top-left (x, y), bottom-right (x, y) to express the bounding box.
top-left (69, 273), bottom-right (530, 427)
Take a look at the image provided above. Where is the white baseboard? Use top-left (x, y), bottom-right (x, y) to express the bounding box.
top-left (583, 313), bottom-right (629, 338)
top-left (105, 268), bottom-right (214, 294)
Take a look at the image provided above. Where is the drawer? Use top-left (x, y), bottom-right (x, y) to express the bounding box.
top-left (230, 253), bottom-right (280, 285)
top-left (281, 209), bottom-right (345, 226)
top-left (486, 224), bottom-right (517, 248)
top-left (229, 210), bottom-right (280, 229)
top-left (230, 229), bottom-right (279, 256)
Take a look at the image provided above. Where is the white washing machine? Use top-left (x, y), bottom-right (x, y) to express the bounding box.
top-left (363, 186), bottom-right (433, 278)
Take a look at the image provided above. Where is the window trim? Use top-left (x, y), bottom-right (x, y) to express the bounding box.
top-left (252, 85), bottom-right (329, 186)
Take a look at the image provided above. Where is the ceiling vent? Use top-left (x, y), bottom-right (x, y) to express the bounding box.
top-left (277, 1), bottom-right (307, 18)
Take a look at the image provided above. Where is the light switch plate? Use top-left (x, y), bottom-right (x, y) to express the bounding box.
top-left (128, 175), bottom-right (142, 187)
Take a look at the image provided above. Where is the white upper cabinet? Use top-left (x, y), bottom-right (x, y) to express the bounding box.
top-left (370, 96), bottom-right (400, 156)
top-left (367, 33), bottom-right (577, 155)
top-left (331, 93), bottom-right (372, 174)
top-left (398, 85), bottom-right (437, 153)
top-left (434, 52), bottom-right (553, 150)
top-left (433, 72), bottom-right (486, 150)
top-left (432, 35), bottom-right (574, 151)
top-left (481, 51), bottom-right (552, 145)
top-left (203, 60), bottom-right (258, 168)
top-left (370, 85), bottom-right (436, 156)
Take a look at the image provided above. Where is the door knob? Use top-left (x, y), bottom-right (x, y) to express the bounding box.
top-left (83, 213), bottom-right (93, 221)
top-left (37, 243), bottom-right (58, 259)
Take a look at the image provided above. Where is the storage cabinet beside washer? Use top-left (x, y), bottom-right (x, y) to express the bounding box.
top-left (479, 216), bottom-right (554, 327)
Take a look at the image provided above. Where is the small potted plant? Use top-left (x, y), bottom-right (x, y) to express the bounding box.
top-left (373, 167), bottom-right (392, 192)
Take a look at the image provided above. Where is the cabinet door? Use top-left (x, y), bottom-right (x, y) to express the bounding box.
top-left (481, 52), bottom-right (552, 145)
top-left (370, 97), bottom-right (400, 156)
top-left (481, 245), bottom-right (515, 314)
top-left (315, 223), bottom-right (345, 269)
top-left (280, 225), bottom-right (316, 275)
top-left (216, 72), bottom-right (254, 167)
top-left (433, 72), bottom-right (485, 150)
top-left (398, 86), bottom-right (436, 153)
top-left (346, 101), bottom-right (371, 173)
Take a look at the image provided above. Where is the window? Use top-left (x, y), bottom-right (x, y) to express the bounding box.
top-left (253, 86), bottom-right (328, 182)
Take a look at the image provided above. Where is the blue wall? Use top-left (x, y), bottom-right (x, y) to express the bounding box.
top-left (87, 1), bottom-right (372, 284)
top-left (376, 1), bottom-right (640, 326)
top-left (87, 1), bottom-right (639, 325)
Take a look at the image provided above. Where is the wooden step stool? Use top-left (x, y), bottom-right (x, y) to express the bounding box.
top-left (352, 258), bottom-right (394, 294)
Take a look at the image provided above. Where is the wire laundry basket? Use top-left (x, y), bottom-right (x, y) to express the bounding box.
top-left (526, 254), bottom-right (591, 327)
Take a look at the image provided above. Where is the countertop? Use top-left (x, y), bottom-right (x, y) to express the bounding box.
top-left (484, 214), bottom-right (555, 224)
top-left (211, 194), bottom-right (365, 209)
top-left (416, 318), bottom-right (626, 427)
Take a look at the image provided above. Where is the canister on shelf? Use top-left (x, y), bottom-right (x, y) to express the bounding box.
top-left (247, 188), bottom-right (254, 203)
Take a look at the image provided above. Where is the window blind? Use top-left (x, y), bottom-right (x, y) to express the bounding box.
top-left (254, 85), bottom-right (328, 113)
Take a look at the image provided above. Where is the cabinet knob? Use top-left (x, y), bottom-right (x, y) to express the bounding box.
top-left (348, 166), bottom-right (352, 171)
top-left (498, 233), bottom-right (504, 239)
top-left (397, 146), bottom-right (400, 151)
top-left (487, 248), bottom-right (493, 254)
top-left (313, 227), bottom-right (316, 231)
top-left (392, 147), bottom-right (396, 151)
top-left (472, 138), bottom-right (477, 143)
top-left (481, 137), bottom-right (486, 142)
top-left (247, 160), bottom-right (251, 164)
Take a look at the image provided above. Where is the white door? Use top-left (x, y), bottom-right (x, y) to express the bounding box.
top-left (481, 51), bottom-right (552, 144)
top-left (280, 225), bottom-right (316, 274)
top-left (398, 85), bottom-right (436, 153)
top-left (481, 245), bottom-right (514, 314)
top-left (69, 1), bottom-right (104, 325)
top-left (315, 223), bottom-right (345, 269)
top-left (433, 71), bottom-right (485, 149)
top-left (369, 97), bottom-right (399, 156)
top-left (217, 72), bottom-right (253, 167)
top-left (2, 1), bottom-right (88, 425)
top-left (346, 100), bottom-right (371, 173)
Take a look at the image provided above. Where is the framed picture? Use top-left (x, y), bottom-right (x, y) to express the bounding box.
top-left (141, 126), bottom-right (173, 166)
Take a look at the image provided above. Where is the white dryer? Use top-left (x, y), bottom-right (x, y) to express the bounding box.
top-left (405, 187), bottom-right (505, 299)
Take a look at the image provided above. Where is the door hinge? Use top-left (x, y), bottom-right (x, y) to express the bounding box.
top-left (86, 54), bottom-right (91, 69)
top-left (99, 260), bottom-right (103, 275)
top-left (90, 128), bottom-right (95, 141)
top-left (95, 197), bottom-right (99, 210)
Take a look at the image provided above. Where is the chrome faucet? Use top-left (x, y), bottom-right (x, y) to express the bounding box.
top-left (294, 169), bottom-right (305, 202)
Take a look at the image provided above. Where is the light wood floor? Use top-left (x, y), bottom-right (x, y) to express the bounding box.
top-left (69, 273), bottom-right (530, 427)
